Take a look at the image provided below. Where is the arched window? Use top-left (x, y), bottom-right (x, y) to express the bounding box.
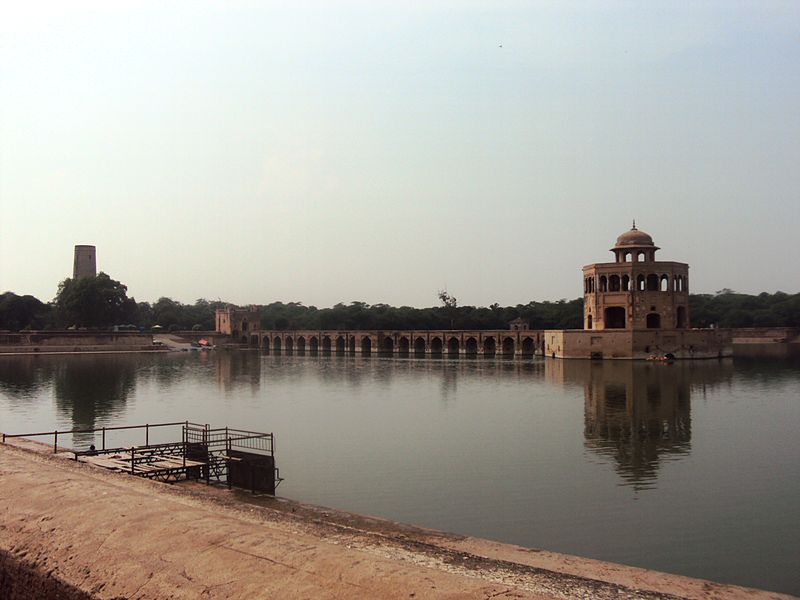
top-left (677, 306), bottom-right (687, 328)
top-left (609, 275), bottom-right (620, 291)
top-left (604, 307), bottom-right (626, 328)
top-left (660, 274), bottom-right (669, 291)
top-left (622, 275), bottom-right (630, 291)
top-left (587, 314), bottom-right (593, 329)
top-left (637, 252), bottom-right (646, 262)
top-left (646, 273), bottom-right (659, 291)
top-left (646, 313), bottom-right (661, 329)
top-left (600, 276), bottom-right (608, 292)
top-left (637, 274), bottom-right (646, 291)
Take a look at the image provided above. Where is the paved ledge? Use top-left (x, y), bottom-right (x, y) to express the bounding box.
top-left (0, 440), bottom-right (792, 600)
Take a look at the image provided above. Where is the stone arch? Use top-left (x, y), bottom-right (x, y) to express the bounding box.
top-left (296, 336), bottom-right (306, 352)
top-left (521, 337), bottom-right (534, 355)
top-left (273, 337), bottom-right (282, 352)
top-left (677, 306), bottom-right (687, 328)
top-left (609, 275), bottom-right (621, 291)
top-left (349, 336), bottom-right (356, 353)
top-left (398, 336), bottom-right (410, 354)
top-left (381, 336), bottom-right (394, 354)
top-left (335, 335), bottom-right (345, 352)
top-left (622, 274), bottom-right (630, 291)
top-left (604, 307), bottom-right (626, 329)
top-left (430, 337), bottom-right (443, 354)
top-left (599, 275), bottom-right (608, 292)
top-left (660, 274), bottom-right (669, 291)
top-left (262, 337), bottom-right (270, 352)
top-left (646, 313), bottom-right (661, 329)
top-left (322, 336), bottom-right (332, 352)
top-left (483, 337), bottom-right (496, 356)
top-left (285, 336), bottom-right (294, 352)
top-left (465, 337), bottom-right (478, 355)
top-left (414, 336), bottom-right (426, 355)
top-left (447, 337), bottom-right (459, 356)
top-left (309, 336), bottom-right (319, 352)
top-left (646, 273), bottom-right (659, 291)
top-left (501, 337), bottom-right (515, 355)
top-left (361, 336), bottom-right (372, 354)
top-left (637, 251), bottom-right (646, 262)
top-left (637, 274), bottom-right (646, 291)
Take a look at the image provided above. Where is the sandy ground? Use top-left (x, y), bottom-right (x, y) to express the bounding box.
top-left (0, 439), bottom-right (793, 600)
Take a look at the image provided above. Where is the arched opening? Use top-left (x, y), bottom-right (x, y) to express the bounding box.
top-left (322, 336), bottom-right (332, 352)
top-left (381, 337), bottom-right (394, 354)
top-left (360, 336), bottom-right (372, 355)
top-left (646, 313), bottom-right (661, 329)
top-left (501, 337), bottom-right (515, 356)
top-left (609, 275), bottom-right (620, 291)
top-left (349, 337), bottom-right (356, 353)
top-left (250, 335), bottom-right (259, 346)
top-left (483, 337), bottom-right (496, 356)
top-left (398, 336), bottom-right (410, 354)
top-left (296, 336), bottom-right (306, 353)
top-left (604, 307), bottom-right (626, 329)
top-left (646, 273), bottom-right (659, 291)
top-left (682, 276), bottom-right (688, 293)
top-left (447, 337), bottom-right (459, 357)
top-left (414, 337), bottom-right (426, 355)
top-left (262, 337), bottom-right (270, 353)
top-left (430, 337), bottom-right (443, 354)
top-left (677, 306), bottom-right (687, 328)
top-left (521, 337), bottom-right (534, 356)
top-left (622, 275), bottom-right (630, 291)
top-left (624, 252), bottom-right (631, 262)
top-left (273, 337), bottom-right (282, 352)
top-left (285, 337), bottom-right (294, 352)
top-left (335, 336), bottom-right (345, 353)
top-left (637, 274), bottom-right (646, 291)
top-left (599, 276), bottom-right (608, 292)
top-left (587, 314), bottom-right (593, 329)
top-left (637, 251), bottom-right (646, 262)
top-left (660, 274), bottom-right (669, 291)
top-left (309, 336), bottom-right (319, 352)
top-left (465, 337), bottom-right (478, 355)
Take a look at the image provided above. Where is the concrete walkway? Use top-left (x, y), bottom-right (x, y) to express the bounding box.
top-left (0, 440), bottom-right (792, 600)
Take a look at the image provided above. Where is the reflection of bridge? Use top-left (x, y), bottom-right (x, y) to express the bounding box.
top-left (246, 330), bottom-right (545, 357)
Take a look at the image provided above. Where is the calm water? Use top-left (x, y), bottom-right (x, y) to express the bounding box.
top-left (1, 352), bottom-right (798, 595)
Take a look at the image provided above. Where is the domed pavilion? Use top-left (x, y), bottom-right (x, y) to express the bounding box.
top-left (582, 222), bottom-right (689, 331)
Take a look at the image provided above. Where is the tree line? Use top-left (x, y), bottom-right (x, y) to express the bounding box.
top-left (1, 273), bottom-right (798, 332)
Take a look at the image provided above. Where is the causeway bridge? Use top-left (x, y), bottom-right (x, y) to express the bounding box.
top-left (243, 329), bottom-right (545, 358)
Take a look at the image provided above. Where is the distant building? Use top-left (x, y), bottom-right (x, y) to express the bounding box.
top-left (544, 223), bottom-right (731, 360)
top-left (215, 306), bottom-right (261, 342)
top-left (73, 245), bottom-right (97, 279)
top-left (509, 318), bottom-right (530, 331)
top-left (582, 222), bottom-right (689, 331)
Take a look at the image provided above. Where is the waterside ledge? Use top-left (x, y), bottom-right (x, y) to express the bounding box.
top-left (0, 439), bottom-right (792, 600)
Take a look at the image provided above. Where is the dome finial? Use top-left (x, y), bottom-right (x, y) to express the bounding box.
top-left (632, 218), bottom-right (636, 230)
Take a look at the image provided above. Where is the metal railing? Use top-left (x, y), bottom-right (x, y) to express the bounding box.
top-left (1, 421), bottom-right (205, 453)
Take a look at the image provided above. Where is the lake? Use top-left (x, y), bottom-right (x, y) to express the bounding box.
top-left (0, 351), bottom-right (798, 595)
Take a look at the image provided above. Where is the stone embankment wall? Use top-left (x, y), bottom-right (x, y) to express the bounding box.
top-left (0, 331), bottom-right (157, 354)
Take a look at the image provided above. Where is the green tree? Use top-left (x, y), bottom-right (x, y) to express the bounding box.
top-left (55, 273), bottom-right (137, 328)
top-left (0, 292), bottom-right (53, 331)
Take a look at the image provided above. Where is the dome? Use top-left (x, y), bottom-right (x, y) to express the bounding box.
top-left (614, 222), bottom-right (655, 248)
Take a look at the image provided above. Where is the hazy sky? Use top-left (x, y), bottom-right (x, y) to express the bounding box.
top-left (1, 1), bottom-right (798, 308)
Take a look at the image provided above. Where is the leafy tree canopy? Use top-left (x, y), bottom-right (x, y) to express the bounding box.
top-left (54, 273), bottom-right (137, 328)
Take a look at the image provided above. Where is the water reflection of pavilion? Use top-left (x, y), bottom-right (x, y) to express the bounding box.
top-left (546, 359), bottom-right (734, 488)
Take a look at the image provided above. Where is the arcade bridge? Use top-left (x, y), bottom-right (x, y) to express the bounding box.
top-left (246, 329), bottom-right (545, 358)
